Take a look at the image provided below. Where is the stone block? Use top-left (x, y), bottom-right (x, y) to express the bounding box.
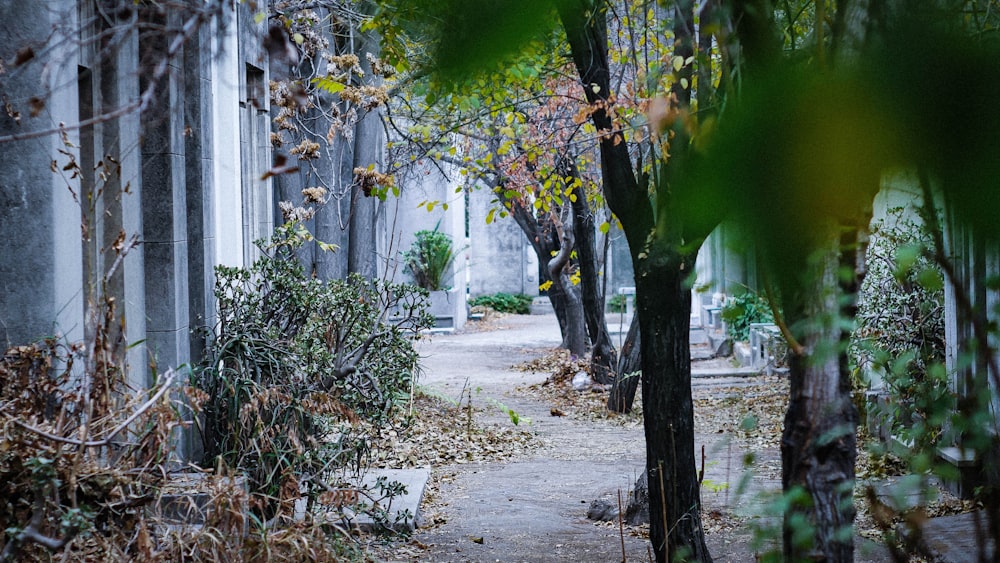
top-left (152, 473), bottom-right (248, 535)
top-left (531, 296), bottom-right (552, 315)
top-left (427, 289), bottom-right (465, 331)
top-left (143, 240), bottom-right (190, 333)
top-left (749, 323), bottom-right (787, 374)
top-left (303, 468), bottom-right (430, 533)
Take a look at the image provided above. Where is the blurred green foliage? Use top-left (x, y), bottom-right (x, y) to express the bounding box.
top-left (722, 289), bottom-right (776, 342)
top-left (469, 292), bottom-right (533, 314)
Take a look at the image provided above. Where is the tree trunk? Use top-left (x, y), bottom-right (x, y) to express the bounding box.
top-left (548, 206), bottom-right (587, 357)
top-left (558, 2), bottom-right (714, 560)
top-left (779, 230), bottom-right (858, 562)
top-left (570, 178), bottom-right (617, 384)
top-left (505, 187), bottom-right (587, 351)
top-left (637, 252), bottom-right (712, 562)
top-left (608, 313), bottom-right (641, 412)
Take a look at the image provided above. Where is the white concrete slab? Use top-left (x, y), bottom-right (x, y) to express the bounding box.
top-left (352, 467), bottom-right (431, 533)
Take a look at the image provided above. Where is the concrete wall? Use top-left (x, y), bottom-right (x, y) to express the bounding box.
top-left (606, 223), bottom-right (634, 295)
top-left (212, 12), bottom-right (245, 268)
top-left (386, 160), bottom-right (467, 328)
top-left (0, 1), bottom-right (84, 348)
top-left (0, 2), bottom-right (270, 381)
top-left (467, 187), bottom-right (537, 296)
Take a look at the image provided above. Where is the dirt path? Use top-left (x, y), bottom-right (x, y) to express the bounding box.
top-left (411, 313), bottom-right (651, 562)
top-left (405, 313), bottom-right (889, 563)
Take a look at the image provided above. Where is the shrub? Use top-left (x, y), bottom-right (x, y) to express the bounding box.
top-left (851, 207), bottom-right (947, 447)
top-left (721, 289), bottom-right (775, 342)
top-left (607, 293), bottom-right (628, 313)
top-left (469, 292), bottom-right (533, 314)
top-left (0, 290), bottom-right (184, 561)
top-left (403, 223), bottom-right (458, 291)
top-left (195, 224), bottom-right (433, 523)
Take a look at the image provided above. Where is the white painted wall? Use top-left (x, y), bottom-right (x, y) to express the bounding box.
top-left (387, 160), bottom-right (468, 328)
top-left (211, 12), bottom-right (245, 268)
top-left (49, 1), bottom-right (84, 345)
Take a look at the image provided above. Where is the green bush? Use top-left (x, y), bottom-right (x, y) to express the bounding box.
top-left (607, 293), bottom-right (628, 313)
top-left (195, 224), bottom-right (433, 521)
top-left (851, 207), bottom-right (947, 448)
top-left (403, 223), bottom-right (458, 290)
top-left (469, 292), bottom-right (533, 314)
top-left (721, 289), bottom-right (775, 342)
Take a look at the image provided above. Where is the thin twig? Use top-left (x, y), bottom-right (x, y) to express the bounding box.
top-left (12, 369), bottom-right (177, 447)
top-left (0, 7), bottom-right (214, 145)
top-left (618, 488), bottom-right (627, 563)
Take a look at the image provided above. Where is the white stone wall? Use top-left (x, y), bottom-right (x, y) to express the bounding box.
top-left (211, 13), bottom-right (245, 268)
top-left (467, 186), bottom-right (536, 296)
top-left (386, 160), bottom-right (468, 328)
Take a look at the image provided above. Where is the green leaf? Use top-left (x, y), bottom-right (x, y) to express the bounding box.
top-left (894, 244), bottom-right (921, 276)
top-left (431, 0), bottom-right (560, 81)
top-left (916, 267), bottom-right (944, 292)
top-left (311, 76), bottom-right (346, 94)
top-left (317, 240), bottom-right (339, 253)
top-left (599, 221), bottom-right (611, 234)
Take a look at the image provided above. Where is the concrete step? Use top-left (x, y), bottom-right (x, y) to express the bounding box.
top-left (295, 467), bottom-right (431, 533)
top-left (353, 467), bottom-right (430, 532)
top-left (530, 296), bottom-right (552, 315)
top-left (691, 366), bottom-right (761, 378)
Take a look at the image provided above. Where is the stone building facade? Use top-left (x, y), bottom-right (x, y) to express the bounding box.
top-left (0, 1), bottom-right (272, 388)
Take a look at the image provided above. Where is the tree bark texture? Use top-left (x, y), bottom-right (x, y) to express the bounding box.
top-left (608, 313), bottom-right (641, 413)
top-left (779, 233), bottom-right (858, 562)
top-left (558, 2), bottom-right (714, 560)
top-left (636, 253), bottom-right (712, 563)
top-left (569, 173), bottom-right (616, 383)
top-left (507, 195), bottom-right (574, 343)
top-left (547, 206), bottom-right (587, 357)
